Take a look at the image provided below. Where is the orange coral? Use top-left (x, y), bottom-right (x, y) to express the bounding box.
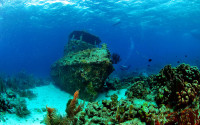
top-left (45, 105), bottom-right (56, 125)
top-left (73, 89), bottom-right (79, 101)
top-left (66, 89), bottom-right (82, 118)
top-left (46, 105), bottom-right (55, 115)
top-left (69, 89), bottom-right (79, 110)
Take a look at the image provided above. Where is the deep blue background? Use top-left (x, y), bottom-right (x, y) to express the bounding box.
top-left (0, 1), bottom-right (200, 77)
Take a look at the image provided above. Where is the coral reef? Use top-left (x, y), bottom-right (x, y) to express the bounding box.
top-left (47, 64), bottom-right (200, 125)
top-left (125, 80), bottom-right (152, 101)
top-left (0, 90), bottom-right (30, 117)
top-left (2, 62), bottom-right (200, 124)
top-left (152, 64), bottom-right (200, 109)
top-left (74, 97), bottom-right (154, 125)
top-left (51, 32), bottom-right (114, 101)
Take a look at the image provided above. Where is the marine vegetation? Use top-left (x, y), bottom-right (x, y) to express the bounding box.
top-left (44, 90), bottom-right (84, 125)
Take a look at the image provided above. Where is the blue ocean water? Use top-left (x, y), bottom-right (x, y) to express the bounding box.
top-left (0, 0), bottom-right (200, 77)
top-left (1, 1), bottom-right (200, 125)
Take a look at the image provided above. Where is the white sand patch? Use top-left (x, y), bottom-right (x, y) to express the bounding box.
top-left (28, 84), bottom-right (73, 115)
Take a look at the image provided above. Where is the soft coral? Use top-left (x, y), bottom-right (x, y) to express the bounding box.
top-left (66, 90), bottom-right (83, 118)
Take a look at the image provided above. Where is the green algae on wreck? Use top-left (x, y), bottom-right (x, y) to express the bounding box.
top-left (51, 32), bottom-right (114, 101)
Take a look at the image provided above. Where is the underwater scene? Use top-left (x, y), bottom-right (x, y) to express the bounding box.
top-left (1, 0), bottom-right (200, 125)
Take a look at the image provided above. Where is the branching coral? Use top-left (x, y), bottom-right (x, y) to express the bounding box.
top-left (45, 106), bottom-right (56, 125)
top-left (66, 89), bottom-right (83, 118)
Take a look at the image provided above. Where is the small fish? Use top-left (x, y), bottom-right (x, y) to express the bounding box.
top-left (148, 59), bottom-right (152, 62)
top-left (185, 55), bottom-right (188, 58)
top-left (112, 21), bottom-right (121, 26)
top-left (177, 61), bottom-right (180, 63)
top-left (120, 65), bottom-right (131, 70)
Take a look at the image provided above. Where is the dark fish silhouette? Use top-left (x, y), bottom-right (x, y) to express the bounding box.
top-left (111, 53), bottom-right (121, 64)
top-left (148, 59), bottom-right (152, 62)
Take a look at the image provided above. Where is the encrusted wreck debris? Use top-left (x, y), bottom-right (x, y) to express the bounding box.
top-left (51, 31), bottom-right (114, 101)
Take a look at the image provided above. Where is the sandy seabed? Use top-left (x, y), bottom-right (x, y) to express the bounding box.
top-left (1, 84), bottom-right (127, 125)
